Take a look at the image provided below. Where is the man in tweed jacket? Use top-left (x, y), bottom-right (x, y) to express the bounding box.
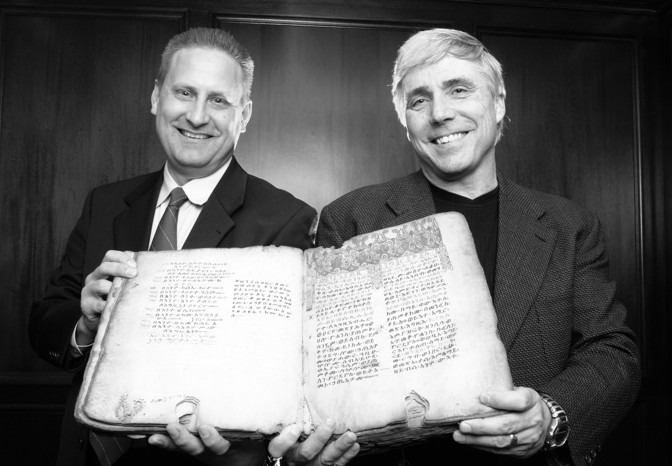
top-left (316, 29), bottom-right (640, 466)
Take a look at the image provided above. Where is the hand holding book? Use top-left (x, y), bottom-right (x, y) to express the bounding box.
top-left (147, 420), bottom-right (360, 466)
top-left (75, 212), bottom-right (512, 454)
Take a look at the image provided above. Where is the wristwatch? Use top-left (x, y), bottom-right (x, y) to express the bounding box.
top-left (538, 392), bottom-right (570, 450)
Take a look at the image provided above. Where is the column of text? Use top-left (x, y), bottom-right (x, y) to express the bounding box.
top-left (313, 270), bottom-right (379, 388)
top-left (383, 251), bottom-right (458, 374)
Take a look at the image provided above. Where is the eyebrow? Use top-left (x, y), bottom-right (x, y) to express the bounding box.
top-left (173, 83), bottom-right (236, 104)
top-left (440, 77), bottom-right (477, 89)
top-left (405, 76), bottom-right (478, 103)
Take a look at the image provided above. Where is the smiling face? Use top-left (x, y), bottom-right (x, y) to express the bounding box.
top-left (151, 47), bottom-right (252, 185)
top-left (402, 55), bottom-right (505, 196)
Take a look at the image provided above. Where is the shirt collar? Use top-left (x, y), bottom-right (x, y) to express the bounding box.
top-left (156, 158), bottom-right (231, 207)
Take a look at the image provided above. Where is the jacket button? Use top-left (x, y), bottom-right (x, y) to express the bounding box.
top-left (585, 456), bottom-right (593, 465)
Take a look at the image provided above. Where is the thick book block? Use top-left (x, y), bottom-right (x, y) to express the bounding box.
top-left (75, 212), bottom-right (512, 453)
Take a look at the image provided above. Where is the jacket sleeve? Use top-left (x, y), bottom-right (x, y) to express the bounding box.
top-left (272, 204), bottom-right (318, 250)
top-left (538, 213), bottom-right (641, 466)
top-left (28, 191), bottom-right (94, 372)
top-left (315, 204), bottom-right (349, 248)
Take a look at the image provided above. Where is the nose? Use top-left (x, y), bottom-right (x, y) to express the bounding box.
top-left (186, 99), bottom-right (210, 127)
top-left (430, 94), bottom-right (457, 124)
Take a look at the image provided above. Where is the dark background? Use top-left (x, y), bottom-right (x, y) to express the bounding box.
top-left (0, 0), bottom-right (669, 464)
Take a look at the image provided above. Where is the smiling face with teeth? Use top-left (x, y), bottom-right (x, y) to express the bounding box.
top-left (402, 55), bottom-right (505, 197)
top-left (151, 47), bottom-right (252, 185)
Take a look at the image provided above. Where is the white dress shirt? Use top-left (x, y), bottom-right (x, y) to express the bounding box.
top-left (71, 159), bottom-right (231, 354)
top-left (148, 159), bottom-right (231, 249)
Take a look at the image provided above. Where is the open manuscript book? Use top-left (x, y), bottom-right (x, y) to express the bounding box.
top-left (75, 212), bottom-right (512, 452)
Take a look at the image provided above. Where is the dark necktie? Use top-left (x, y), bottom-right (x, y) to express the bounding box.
top-left (90, 187), bottom-right (189, 465)
top-left (150, 187), bottom-right (188, 251)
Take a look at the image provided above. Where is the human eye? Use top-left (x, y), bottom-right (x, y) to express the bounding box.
top-left (408, 97), bottom-right (429, 110)
top-left (174, 89), bottom-right (193, 100)
top-left (209, 96), bottom-right (231, 109)
top-left (451, 86), bottom-right (469, 97)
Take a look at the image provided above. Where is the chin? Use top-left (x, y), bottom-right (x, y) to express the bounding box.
top-left (429, 158), bottom-right (469, 174)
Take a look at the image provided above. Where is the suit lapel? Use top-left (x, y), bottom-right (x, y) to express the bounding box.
top-left (385, 172), bottom-right (556, 351)
top-left (494, 177), bottom-right (556, 351)
top-left (385, 171), bottom-right (436, 225)
top-left (182, 157), bottom-right (245, 249)
top-left (113, 172), bottom-right (162, 252)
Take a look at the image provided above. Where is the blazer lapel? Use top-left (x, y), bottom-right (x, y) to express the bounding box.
top-left (113, 171), bottom-right (162, 252)
top-left (494, 176), bottom-right (557, 351)
top-left (385, 171), bottom-right (436, 225)
top-left (182, 157), bottom-right (244, 249)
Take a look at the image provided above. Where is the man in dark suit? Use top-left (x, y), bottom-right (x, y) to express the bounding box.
top-left (30, 27), bottom-right (359, 466)
top-left (316, 28), bottom-right (640, 466)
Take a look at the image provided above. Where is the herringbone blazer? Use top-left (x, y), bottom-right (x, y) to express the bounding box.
top-left (316, 171), bottom-right (640, 466)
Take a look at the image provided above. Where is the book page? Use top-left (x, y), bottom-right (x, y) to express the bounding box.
top-left (302, 213), bottom-right (512, 435)
top-left (78, 246), bottom-right (304, 435)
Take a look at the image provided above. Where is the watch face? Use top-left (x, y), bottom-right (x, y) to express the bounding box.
top-left (555, 424), bottom-right (570, 445)
top-left (539, 393), bottom-right (570, 450)
top-left (548, 421), bottom-right (570, 448)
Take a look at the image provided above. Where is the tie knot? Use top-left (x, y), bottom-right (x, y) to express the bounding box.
top-left (169, 187), bottom-right (188, 208)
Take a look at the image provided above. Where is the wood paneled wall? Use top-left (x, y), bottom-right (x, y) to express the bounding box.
top-left (0, 1), bottom-right (669, 464)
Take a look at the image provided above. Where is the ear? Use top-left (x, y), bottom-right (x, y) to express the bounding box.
top-left (150, 81), bottom-right (160, 116)
top-left (239, 100), bottom-right (253, 134)
top-left (494, 87), bottom-right (506, 124)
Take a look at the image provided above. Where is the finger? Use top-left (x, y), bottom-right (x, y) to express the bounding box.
top-left (80, 295), bottom-right (106, 319)
top-left (82, 278), bottom-right (113, 301)
top-left (80, 280), bottom-right (113, 323)
top-left (103, 249), bottom-right (136, 266)
top-left (85, 251), bottom-right (137, 284)
top-left (454, 430), bottom-right (522, 449)
top-left (334, 442), bottom-right (360, 466)
top-left (197, 424), bottom-right (231, 456)
top-left (312, 432), bottom-right (359, 466)
top-left (268, 424), bottom-right (303, 458)
top-left (458, 411), bottom-right (522, 437)
top-left (479, 386), bottom-right (537, 411)
top-left (454, 423), bottom-right (544, 458)
top-left (287, 419), bottom-right (336, 463)
top-left (148, 433), bottom-right (177, 451)
top-left (164, 423), bottom-right (205, 455)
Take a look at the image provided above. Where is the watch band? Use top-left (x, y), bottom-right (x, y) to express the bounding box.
top-left (264, 455), bottom-right (286, 466)
top-left (538, 392), bottom-right (570, 450)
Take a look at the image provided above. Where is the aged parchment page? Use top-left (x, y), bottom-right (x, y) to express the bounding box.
top-left (302, 212), bottom-right (512, 442)
top-left (77, 246), bottom-right (304, 435)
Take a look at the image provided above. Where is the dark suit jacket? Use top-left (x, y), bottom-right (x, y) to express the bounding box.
top-left (316, 171), bottom-right (641, 466)
top-left (29, 157), bottom-right (317, 466)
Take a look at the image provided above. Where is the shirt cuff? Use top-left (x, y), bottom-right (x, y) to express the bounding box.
top-left (70, 323), bottom-right (94, 357)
